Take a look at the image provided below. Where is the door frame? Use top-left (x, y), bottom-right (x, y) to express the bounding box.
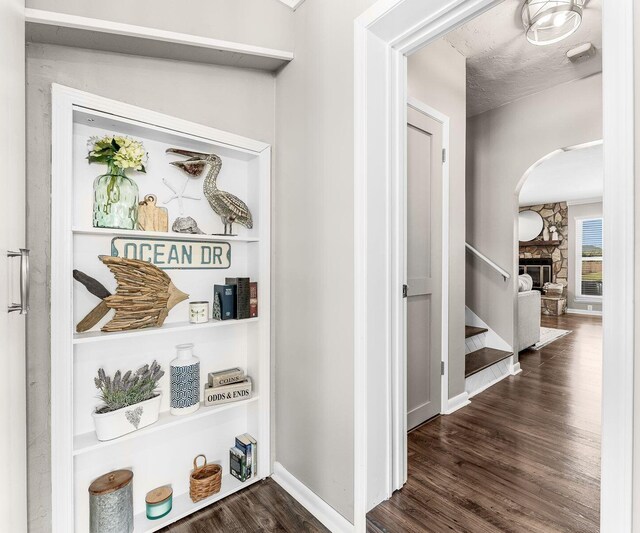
top-left (353, 1), bottom-right (635, 532)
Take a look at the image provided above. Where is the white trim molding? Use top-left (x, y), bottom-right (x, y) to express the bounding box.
top-left (566, 197), bottom-right (603, 206)
top-left (354, 0), bottom-right (503, 526)
top-left (277, 0), bottom-right (306, 10)
top-left (354, 1), bottom-right (635, 532)
top-left (601, 1), bottom-right (635, 530)
top-left (444, 392), bottom-right (470, 415)
top-left (272, 462), bottom-right (354, 533)
top-left (567, 308), bottom-right (603, 317)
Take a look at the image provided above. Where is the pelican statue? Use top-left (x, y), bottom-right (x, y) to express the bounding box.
top-left (166, 148), bottom-right (253, 235)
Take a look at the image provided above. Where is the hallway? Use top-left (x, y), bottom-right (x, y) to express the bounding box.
top-left (367, 314), bottom-right (602, 532)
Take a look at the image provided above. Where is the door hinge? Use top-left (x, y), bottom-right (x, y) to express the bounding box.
top-left (441, 361), bottom-right (445, 375)
top-left (402, 284), bottom-right (408, 298)
top-left (442, 148), bottom-right (447, 163)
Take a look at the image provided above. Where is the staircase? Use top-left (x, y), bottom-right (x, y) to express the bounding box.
top-left (464, 309), bottom-right (514, 398)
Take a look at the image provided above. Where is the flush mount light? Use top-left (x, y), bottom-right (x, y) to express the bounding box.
top-left (522, 0), bottom-right (585, 46)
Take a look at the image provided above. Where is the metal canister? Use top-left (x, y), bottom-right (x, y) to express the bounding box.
top-left (89, 469), bottom-right (134, 533)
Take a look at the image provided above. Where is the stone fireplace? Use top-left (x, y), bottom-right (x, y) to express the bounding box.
top-left (519, 202), bottom-right (568, 290)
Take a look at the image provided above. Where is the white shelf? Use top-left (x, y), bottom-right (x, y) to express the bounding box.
top-left (25, 9), bottom-right (293, 72)
top-left (74, 396), bottom-right (259, 456)
top-left (134, 475), bottom-right (263, 532)
top-left (72, 226), bottom-right (260, 243)
top-left (73, 317), bottom-right (259, 344)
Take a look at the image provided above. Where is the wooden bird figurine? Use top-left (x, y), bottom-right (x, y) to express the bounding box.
top-left (98, 255), bottom-right (188, 332)
top-left (166, 148), bottom-right (253, 235)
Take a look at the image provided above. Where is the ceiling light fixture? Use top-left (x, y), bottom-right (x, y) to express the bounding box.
top-left (522, 0), bottom-right (585, 46)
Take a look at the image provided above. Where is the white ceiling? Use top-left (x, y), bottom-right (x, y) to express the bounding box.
top-left (445, 0), bottom-right (602, 117)
top-left (519, 143), bottom-right (603, 206)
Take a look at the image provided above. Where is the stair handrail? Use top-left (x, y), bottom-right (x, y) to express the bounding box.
top-left (465, 242), bottom-right (511, 281)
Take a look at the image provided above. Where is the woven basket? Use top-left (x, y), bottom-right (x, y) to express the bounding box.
top-left (189, 455), bottom-right (222, 503)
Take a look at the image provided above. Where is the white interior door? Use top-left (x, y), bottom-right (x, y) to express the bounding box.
top-left (0, 0), bottom-right (28, 529)
top-left (406, 106), bottom-right (443, 430)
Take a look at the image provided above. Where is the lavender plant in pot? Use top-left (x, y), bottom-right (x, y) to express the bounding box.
top-left (92, 361), bottom-right (164, 441)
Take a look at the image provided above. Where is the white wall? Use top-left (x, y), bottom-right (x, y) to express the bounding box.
top-left (26, 0), bottom-right (295, 51)
top-left (26, 42), bottom-right (277, 533)
top-left (407, 39), bottom-right (466, 399)
top-left (274, 0), bottom-right (376, 522)
top-left (567, 201), bottom-right (603, 312)
top-left (466, 74), bottom-right (602, 350)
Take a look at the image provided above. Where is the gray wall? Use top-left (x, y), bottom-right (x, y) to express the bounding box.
top-left (567, 201), bottom-right (603, 312)
top-left (634, 5), bottom-right (640, 530)
top-left (407, 39), bottom-right (467, 399)
top-left (466, 73), bottom-right (602, 350)
top-left (26, 0), bottom-right (295, 51)
top-left (274, 0), bottom-right (376, 522)
top-left (26, 42), bottom-right (277, 533)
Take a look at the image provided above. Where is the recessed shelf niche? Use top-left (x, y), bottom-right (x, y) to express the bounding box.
top-left (51, 85), bottom-right (271, 532)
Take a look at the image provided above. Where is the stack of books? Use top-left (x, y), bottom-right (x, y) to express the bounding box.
top-left (230, 433), bottom-right (257, 482)
top-left (213, 279), bottom-right (258, 321)
top-left (203, 368), bottom-right (252, 407)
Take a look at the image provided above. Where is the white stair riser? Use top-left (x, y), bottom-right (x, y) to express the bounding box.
top-left (465, 332), bottom-right (487, 354)
top-left (465, 358), bottom-right (511, 397)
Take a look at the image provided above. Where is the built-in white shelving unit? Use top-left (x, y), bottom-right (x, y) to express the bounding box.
top-left (25, 8), bottom-right (294, 72)
top-left (51, 85), bottom-right (271, 532)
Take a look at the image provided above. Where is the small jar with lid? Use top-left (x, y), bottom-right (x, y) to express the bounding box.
top-left (145, 486), bottom-right (173, 520)
top-left (89, 469), bottom-right (133, 533)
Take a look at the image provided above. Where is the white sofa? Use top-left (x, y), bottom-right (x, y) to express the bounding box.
top-left (518, 290), bottom-right (541, 352)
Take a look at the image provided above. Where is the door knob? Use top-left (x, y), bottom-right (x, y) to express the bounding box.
top-left (7, 249), bottom-right (30, 315)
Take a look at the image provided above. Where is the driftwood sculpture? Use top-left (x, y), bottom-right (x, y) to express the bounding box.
top-left (73, 269), bottom-right (112, 332)
top-left (76, 255), bottom-right (187, 332)
top-left (98, 255), bottom-right (188, 332)
top-left (74, 258), bottom-right (189, 333)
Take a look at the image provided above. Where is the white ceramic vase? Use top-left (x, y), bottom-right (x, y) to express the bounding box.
top-left (92, 393), bottom-right (162, 441)
top-left (170, 343), bottom-right (201, 416)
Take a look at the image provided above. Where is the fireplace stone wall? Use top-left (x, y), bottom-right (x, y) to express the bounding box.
top-left (519, 202), bottom-right (569, 289)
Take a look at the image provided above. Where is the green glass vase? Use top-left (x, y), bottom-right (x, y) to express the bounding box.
top-left (92, 164), bottom-right (139, 230)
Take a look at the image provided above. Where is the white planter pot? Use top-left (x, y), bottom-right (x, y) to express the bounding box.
top-left (92, 393), bottom-right (162, 441)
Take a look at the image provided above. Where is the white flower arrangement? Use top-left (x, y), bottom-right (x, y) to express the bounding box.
top-left (88, 135), bottom-right (148, 173)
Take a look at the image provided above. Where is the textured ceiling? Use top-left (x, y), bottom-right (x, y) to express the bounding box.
top-left (445, 0), bottom-right (602, 117)
top-left (519, 143), bottom-right (603, 206)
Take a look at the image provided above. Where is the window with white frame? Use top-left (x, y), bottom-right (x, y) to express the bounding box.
top-left (576, 217), bottom-right (603, 298)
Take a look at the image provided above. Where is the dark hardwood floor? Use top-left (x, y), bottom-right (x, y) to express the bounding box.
top-left (161, 478), bottom-right (329, 532)
top-left (367, 313), bottom-right (602, 533)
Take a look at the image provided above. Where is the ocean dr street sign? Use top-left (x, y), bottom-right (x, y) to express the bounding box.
top-left (111, 237), bottom-right (231, 269)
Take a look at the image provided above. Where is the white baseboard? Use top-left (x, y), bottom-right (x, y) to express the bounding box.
top-left (272, 462), bottom-right (354, 533)
top-left (510, 362), bottom-right (522, 375)
top-left (444, 391), bottom-right (470, 414)
top-left (566, 308), bottom-right (603, 317)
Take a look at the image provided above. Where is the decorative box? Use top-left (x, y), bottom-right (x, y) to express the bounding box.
top-left (204, 378), bottom-right (252, 407)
